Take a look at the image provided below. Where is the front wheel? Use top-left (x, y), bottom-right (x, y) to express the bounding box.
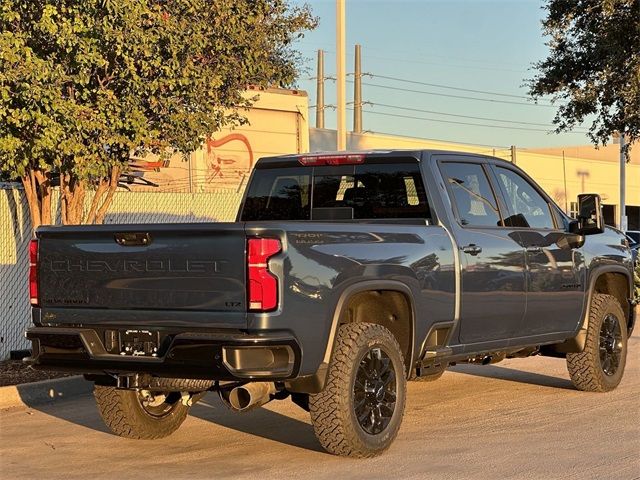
top-left (566, 293), bottom-right (628, 392)
top-left (309, 322), bottom-right (407, 458)
top-left (94, 386), bottom-right (190, 439)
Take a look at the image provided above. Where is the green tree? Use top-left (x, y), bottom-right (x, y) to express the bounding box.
top-left (529, 0), bottom-right (640, 157)
top-left (0, 0), bottom-right (316, 228)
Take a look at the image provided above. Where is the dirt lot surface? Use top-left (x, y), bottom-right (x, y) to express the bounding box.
top-left (0, 360), bottom-right (73, 387)
top-left (1, 332), bottom-right (638, 480)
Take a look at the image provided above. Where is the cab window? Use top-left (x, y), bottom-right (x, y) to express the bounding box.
top-left (439, 162), bottom-right (502, 227)
top-left (494, 167), bottom-right (555, 229)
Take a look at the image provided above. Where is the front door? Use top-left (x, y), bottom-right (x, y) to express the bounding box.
top-left (490, 165), bottom-right (584, 335)
top-left (439, 160), bottom-right (527, 344)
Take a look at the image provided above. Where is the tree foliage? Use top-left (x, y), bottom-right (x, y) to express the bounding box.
top-left (529, 0), bottom-right (640, 157)
top-left (0, 0), bottom-right (316, 228)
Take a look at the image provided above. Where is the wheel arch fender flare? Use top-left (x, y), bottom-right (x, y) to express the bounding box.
top-left (585, 265), bottom-right (633, 325)
top-left (556, 265), bottom-right (633, 354)
top-left (322, 279), bottom-right (418, 377)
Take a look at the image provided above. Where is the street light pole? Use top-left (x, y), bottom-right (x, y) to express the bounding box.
top-left (336, 0), bottom-right (346, 150)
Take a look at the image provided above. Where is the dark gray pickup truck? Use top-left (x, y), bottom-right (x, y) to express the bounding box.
top-left (26, 150), bottom-right (636, 457)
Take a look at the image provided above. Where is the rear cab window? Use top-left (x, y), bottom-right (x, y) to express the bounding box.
top-left (241, 157), bottom-right (431, 222)
top-left (240, 167), bottom-right (311, 221)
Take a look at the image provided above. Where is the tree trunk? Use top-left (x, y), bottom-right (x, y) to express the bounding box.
top-left (85, 178), bottom-right (108, 224)
top-left (61, 174), bottom-right (87, 225)
top-left (20, 165), bottom-right (121, 229)
top-left (94, 166), bottom-right (120, 224)
top-left (60, 166), bottom-right (120, 225)
top-left (21, 167), bottom-right (51, 231)
top-left (34, 170), bottom-right (51, 225)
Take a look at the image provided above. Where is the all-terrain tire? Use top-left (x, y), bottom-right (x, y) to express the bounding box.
top-left (566, 293), bottom-right (628, 392)
top-left (309, 322), bottom-right (407, 458)
top-left (94, 386), bottom-right (189, 439)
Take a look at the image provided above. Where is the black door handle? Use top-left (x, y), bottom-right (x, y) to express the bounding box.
top-left (462, 244), bottom-right (482, 256)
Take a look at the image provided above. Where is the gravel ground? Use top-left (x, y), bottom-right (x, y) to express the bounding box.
top-left (0, 360), bottom-right (74, 387)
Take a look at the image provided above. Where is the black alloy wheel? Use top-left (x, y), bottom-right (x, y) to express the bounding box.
top-left (353, 347), bottom-right (397, 435)
top-left (599, 313), bottom-right (623, 376)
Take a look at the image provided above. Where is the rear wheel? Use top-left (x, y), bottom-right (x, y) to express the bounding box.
top-left (94, 386), bottom-right (190, 439)
top-left (566, 293), bottom-right (628, 392)
top-left (309, 323), bottom-right (407, 457)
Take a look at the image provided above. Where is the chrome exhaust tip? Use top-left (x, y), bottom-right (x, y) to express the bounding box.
top-left (219, 382), bottom-right (275, 412)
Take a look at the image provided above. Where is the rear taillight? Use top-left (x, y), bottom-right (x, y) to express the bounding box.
top-left (247, 238), bottom-right (281, 312)
top-left (29, 239), bottom-right (39, 306)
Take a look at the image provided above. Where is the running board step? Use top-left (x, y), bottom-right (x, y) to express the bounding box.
top-left (421, 346), bottom-right (452, 361)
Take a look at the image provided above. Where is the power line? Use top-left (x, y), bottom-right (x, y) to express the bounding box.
top-left (359, 129), bottom-right (512, 150)
top-left (355, 107), bottom-right (588, 134)
top-left (308, 72), bottom-right (559, 106)
top-left (295, 44), bottom-right (529, 73)
top-left (309, 74), bottom-right (558, 108)
top-left (369, 74), bottom-right (549, 102)
top-left (369, 102), bottom-right (588, 131)
top-left (358, 45), bottom-right (529, 70)
top-left (355, 80), bottom-right (559, 108)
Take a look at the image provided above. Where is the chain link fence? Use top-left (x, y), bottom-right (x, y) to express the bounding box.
top-left (0, 185), bottom-right (243, 359)
top-left (0, 187), bottom-right (32, 359)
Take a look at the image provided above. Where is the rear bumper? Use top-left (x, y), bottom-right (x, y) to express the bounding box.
top-left (25, 327), bottom-right (301, 381)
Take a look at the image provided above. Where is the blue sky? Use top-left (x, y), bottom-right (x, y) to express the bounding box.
top-left (290, 0), bottom-right (591, 148)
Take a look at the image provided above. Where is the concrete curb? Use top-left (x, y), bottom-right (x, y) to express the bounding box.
top-left (0, 376), bottom-right (92, 410)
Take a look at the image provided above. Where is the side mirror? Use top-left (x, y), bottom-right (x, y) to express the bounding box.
top-left (569, 193), bottom-right (604, 235)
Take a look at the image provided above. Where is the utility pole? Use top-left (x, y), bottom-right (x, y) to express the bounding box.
top-left (353, 44), bottom-right (362, 133)
top-left (510, 145), bottom-right (517, 165)
top-left (336, 0), bottom-right (346, 150)
top-left (620, 133), bottom-right (627, 231)
top-left (562, 150), bottom-right (569, 214)
top-left (315, 49), bottom-right (325, 129)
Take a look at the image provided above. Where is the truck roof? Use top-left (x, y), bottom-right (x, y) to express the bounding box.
top-left (256, 149), bottom-right (509, 167)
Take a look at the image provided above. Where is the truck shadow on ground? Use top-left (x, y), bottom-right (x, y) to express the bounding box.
top-left (190, 394), bottom-right (325, 453)
top-left (23, 393), bottom-right (112, 434)
top-left (20, 359), bottom-right (588, 446)
top-left (448, 364), bottom-right (575, 390)
top-left (22, 391), bottom-right (324, 453)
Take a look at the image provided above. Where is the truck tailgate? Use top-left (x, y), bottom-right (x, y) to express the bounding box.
top-left (36, 223), bottom-right (247, 312)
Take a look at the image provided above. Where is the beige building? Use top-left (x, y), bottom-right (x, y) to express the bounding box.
top-left (523, 142), bottom-right (639, 230)
top-left (128, 87), bottom-right (310, 193)
top-left (526, 142), bottom-right (639, 165)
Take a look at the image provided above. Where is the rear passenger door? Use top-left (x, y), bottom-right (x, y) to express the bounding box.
top-left (489, 164), bottom-right (584, 335)
top-left (438, 159), bottom-right (527, 344)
